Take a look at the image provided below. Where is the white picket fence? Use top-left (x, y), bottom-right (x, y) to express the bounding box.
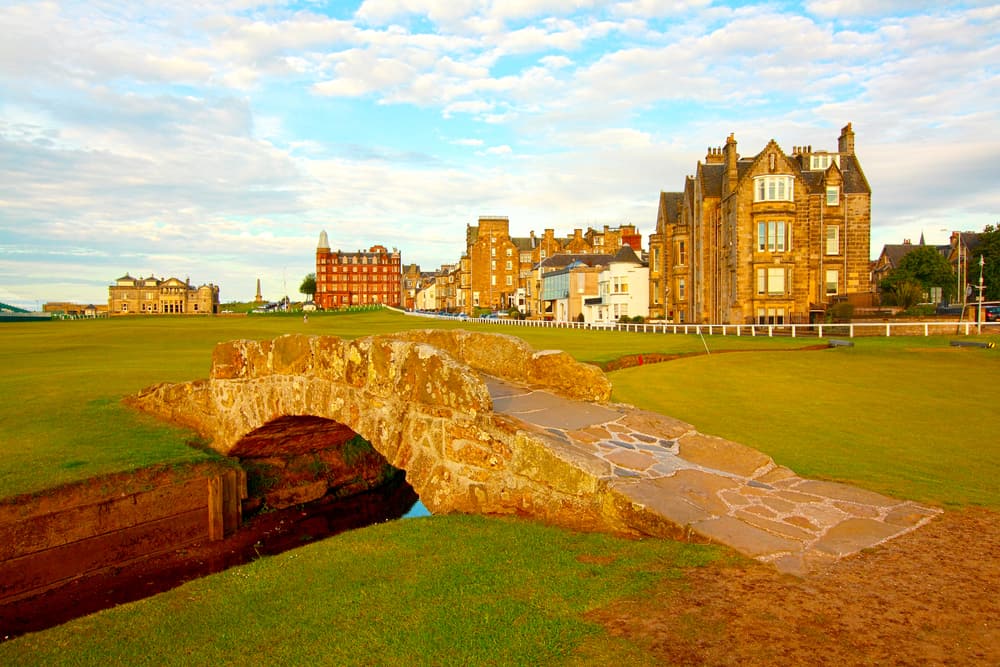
top-left (401, 310), bottom-right (998, 338)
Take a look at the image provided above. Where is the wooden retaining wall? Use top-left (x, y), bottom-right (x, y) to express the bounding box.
top-left (0, 461), bottom-right (245, 604)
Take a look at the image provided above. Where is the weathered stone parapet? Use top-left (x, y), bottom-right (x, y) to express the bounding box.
top-left (384, 329), bottom-right (612, 402)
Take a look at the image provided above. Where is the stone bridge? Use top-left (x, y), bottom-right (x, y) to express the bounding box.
top-left (128, 330), bottom-right (939, 574)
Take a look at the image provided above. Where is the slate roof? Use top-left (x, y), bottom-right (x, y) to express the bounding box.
top-left (658, 191), bottom-right (683, 225)
top-left (534, 253), bottom-right (613, 271)
top-left (612, 245), bottom-right (645, 265)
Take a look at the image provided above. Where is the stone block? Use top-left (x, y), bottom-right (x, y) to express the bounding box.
top-left (676, 433), bottom-right (773, 477)
top-left (813, 518), bottom-right (903, 557)
top-left (690, 515), bottom-right (801, 558)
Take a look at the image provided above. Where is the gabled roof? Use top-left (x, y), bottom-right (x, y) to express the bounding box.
top-left (658, 191), bottom-right (683, 225)
top-left (878, 242), bottom-right (950, 269)
top-left (611, 245), bottom-right (644, 265)
top-left (699, 163), bottom-right (725, 198)
top-left (511, 236), bottom-right (536, 251)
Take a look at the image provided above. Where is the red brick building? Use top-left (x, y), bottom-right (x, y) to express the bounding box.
top-left (315, 231), bottom-right (402, 309)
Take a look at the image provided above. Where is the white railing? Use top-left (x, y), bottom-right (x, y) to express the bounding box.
top-left (403, 311), bottom-right (999, 338)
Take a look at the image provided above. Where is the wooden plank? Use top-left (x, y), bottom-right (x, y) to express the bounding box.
top-left (0, 508), bottom-right (209, 603)
top-left (0, 477), bottom-right (208, 562)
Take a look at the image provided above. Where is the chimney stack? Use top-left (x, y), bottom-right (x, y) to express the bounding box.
top-left (838, 122), bottom-right (855, 155)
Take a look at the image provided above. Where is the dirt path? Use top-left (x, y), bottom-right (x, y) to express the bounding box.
top-left (590, 507), bottom-right (1000, 666)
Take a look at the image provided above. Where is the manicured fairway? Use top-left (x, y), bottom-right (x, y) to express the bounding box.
top-left (0, 310), bottom-right (811, 498)
top-left (611, 336), bottom-right (1000, 508)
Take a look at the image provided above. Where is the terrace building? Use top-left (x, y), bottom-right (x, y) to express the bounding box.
top-left (314, 231), bottom-right (402, 309)
top-left (460, 216), bottom-right (643, 316)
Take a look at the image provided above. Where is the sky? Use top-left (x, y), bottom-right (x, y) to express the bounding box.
top-left (1, 1), bottom-right (998, 309)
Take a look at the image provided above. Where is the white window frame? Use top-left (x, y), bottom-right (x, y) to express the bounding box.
top-left (757, 221), bottom-right (791, 253)
top-left (826, 226), bottom-right (840, 255)
top-left (756, 267), bottom-right (788, 295)
top-left (810, 154), bottom-right (840, 171)
top-left (826, 186), bottom-right (840, 206)
top-left (826, 269), bottom-right (839, 296)
top-left (754, 175), bottom-right (794, 202)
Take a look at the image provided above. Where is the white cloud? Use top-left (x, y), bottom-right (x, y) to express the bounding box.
top-left (1, 0), bottom-right (997, 308)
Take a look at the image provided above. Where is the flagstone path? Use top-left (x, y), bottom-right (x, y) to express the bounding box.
top-left (486, 376), bottom-right (941, 575)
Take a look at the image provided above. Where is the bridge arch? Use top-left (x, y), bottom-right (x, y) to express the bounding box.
top-left (127, 330), bottom-right (613, 519)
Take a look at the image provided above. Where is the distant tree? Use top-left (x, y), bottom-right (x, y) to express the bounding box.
top-left (299, 273), bottom-right (316, 298)
top-left (880, 245), bottom-right (954, 302)
top-left (971, 224), bottom-right (1000, 301)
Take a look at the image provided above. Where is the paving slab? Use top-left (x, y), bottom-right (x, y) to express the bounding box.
top-left (484, 375), bottom-right (941, 574)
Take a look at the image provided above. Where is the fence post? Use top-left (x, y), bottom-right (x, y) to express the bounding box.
top-left (850, 324), bottom-right (855, 338)
top-left (791, 325), bottom-right (797, 338)
top-left (885, 323), bottom-right (890, 336)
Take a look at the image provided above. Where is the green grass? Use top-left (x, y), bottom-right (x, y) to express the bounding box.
top-left (0, 310), bottom-right (813, 498)
top-left (611, 334), bottom-right (1000, 508)
top-left (2, 311), bottom-right (998, 662)
top-left (0, 515), bottom-right (722, 665)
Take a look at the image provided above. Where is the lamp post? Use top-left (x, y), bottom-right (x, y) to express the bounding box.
top-left (977, 255), bottom-right (985, 334)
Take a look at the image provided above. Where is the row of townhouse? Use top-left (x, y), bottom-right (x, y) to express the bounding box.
top-left (315, 123), bottom-right (874, 325)
top-left (457, 217), bottom-right (643, 317)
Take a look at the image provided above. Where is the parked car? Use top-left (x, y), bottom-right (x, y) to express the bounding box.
top-left (985, 305), bottom-right (1000, 322)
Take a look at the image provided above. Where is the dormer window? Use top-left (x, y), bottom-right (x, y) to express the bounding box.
top-left (810, 154), bottom-right (840, 170)
top-left (754, 175), bottom-right (794, 202)
top-left (826, 186), bottom-right (840, 206)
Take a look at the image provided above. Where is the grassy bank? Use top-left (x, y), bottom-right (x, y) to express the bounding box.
top-left (0, 515), bottom-right (725, 665)
top-left (611, 335), bottom-right (1000, 508)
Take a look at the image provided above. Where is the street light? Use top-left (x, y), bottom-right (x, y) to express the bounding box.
top-left (977, 255), bottom-right (985, 335)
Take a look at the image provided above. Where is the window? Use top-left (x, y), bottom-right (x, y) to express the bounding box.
top-left (810, 154), bottom-right (840, 171)
top-left (505, 260), bottom-right (512, 270)
top-left (676, 240), bottom-right (687, 266)
top-left (491, 247), bottom-right (496, 256)
top-left (757, 307), bottom-right (786, 325)
top-left (757, 221), bottom-right (790, 252)
top-left (653, 281), bottom-right (661, 304)
top-left (678, 278), bottom-right (686, 301)
top-left (491, 260), bottom-right (496, 271)
top-left (754, 175), bottom-right (794, 202)
top-left (506, 248), bottom-right (512, 257)
top-left (652, 248), bottom-right (661, 272)
top-left (491, 275), bottom-right (496, 286)
top-left (826, 226), bottom-right (839, 255)
top-left (826, 186), bottom-right (840, 206)
top-left (505, 275), bottom-right (513, 286)
top-left (826, 269), bottom-right (839, 295)
top-left (756, 267), bottom-right (788, 295)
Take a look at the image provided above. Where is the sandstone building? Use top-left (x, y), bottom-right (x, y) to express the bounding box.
top-left (108, 274), bottom-right (219, 315)
top-left (314, 231), bottom-right (402, 309)
top-left (648, 123), bottom-right (871, 324)
top-left (460, 216), bottom-right (642, 316)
